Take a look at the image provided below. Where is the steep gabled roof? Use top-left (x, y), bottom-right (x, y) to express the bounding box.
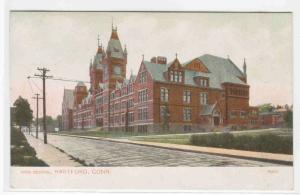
top-left (196, 54), bottom-right (245, 85)
top-left (200, 102), bottom-right (218, 116)
top-left (143, 54), bottom-right (247, 89)
top-left (143, 61), bottom-right (166, 81)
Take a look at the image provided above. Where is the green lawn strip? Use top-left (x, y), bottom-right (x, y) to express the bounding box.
top-left (58, 128), bottom-right (188, 138)
top-left (11, 127), bottom-right (48, 166)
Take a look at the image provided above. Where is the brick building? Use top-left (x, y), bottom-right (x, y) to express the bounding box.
top-left (258, 107), bottom-right (288, 128)
top-left (61, 26), bottom-right (259, 132)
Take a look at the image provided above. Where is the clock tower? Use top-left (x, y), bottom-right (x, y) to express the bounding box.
top-left (103, 25), bottom-right (127, 90)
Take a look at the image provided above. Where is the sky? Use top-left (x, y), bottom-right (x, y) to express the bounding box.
top-left (9, 12), bottom-right (293, 118)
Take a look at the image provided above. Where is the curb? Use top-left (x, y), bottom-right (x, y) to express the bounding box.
top-left (50, 133), bottom-right (293, 166)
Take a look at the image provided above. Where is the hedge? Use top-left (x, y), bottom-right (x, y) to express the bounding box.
top-left (190, 133), bottom-right (292, 154)
top-left (11, 127), bottom-right (48, 166)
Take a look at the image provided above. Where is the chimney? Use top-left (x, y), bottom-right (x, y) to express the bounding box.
top-left (157, 56), bottom-right (167, 64)
top-left (151, 57), bottom-right (157, 63)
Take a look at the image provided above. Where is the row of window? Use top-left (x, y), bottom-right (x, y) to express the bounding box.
top-left (121, 84), bottom-right (134, 96)
top-left (74, 111), bottom-right (91, 119)
top-left (170, 71), bottom-right (183, 82)
top-left (230, 110), bottom-right (247, 119)
top-left (229, 88), bottom-right (248, 97)
top-left (160, 106), bottom-right (192, 121)
top-left (110, 84), bottom-right (134, 100)
top-left (138, 108), bottom-right (148, 120)
top-left (109, 111), bottom-right (137, 125)
top-left (199, 78), bottom-right (209, 87)
top-left (138, 89), bottom-right (148, 102)
top-left (160, 88), bottom-right (208, 105)
top-left (140, 71), bottom-right (147, 83)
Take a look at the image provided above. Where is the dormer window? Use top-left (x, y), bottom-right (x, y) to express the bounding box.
top-left (170, 71), bottom-right (174, 81)
top-left (194, 77), bottom-right (209, 87)
top-left (179, 72), bottom-right (183, 82)
top-left (169, 70), bottom-right (183, 83)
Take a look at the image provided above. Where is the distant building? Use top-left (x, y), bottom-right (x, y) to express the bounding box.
top-left (258, 107), bottom-right (288, 128)
top-left (63, 26), bottom-right (259, 133)
top-left (62, 89), bottom-right (74, 130)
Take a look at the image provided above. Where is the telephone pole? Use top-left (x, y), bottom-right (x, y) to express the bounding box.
top-left (34, 67), bottom-right (52, 144)
top-left (32, 93), bottom-right (42, 139)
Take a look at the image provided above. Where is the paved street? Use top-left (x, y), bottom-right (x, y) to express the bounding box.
top-left (31, 133), bottom-right (284, 167)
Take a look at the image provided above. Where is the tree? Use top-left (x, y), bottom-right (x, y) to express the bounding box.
top-left (284, 107), bottom-right (293, 128)
top-left (10, 107), bottom-right (16, 127)
top-left (56, 115), bottom-right (62, 131)
top-left (37, 116), bottom-right (55, 131)
top-left (258, 103), bottom-right (274, 113)
top-left (13, 96), bottom-right (33, 128)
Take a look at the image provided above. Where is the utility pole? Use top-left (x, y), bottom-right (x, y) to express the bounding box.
top-left (34, 67), bottom-right (52, 144)
top-left (32, 93), bottom-right (42, 139)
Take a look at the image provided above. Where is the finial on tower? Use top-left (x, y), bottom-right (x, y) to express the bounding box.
top-left (124, 44), bottom-right (127, 54)
top-left (97, 34), bottom-right (100, 47)
top-left (175, 53), bottom-right (178, 59)
top-left (243, 57), bottom-right (247, 82)
top-left (142, 54), bottom-right (144, 61)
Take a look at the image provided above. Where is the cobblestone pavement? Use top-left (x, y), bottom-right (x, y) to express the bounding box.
top-left (45, 134), bottom-right (284, 167)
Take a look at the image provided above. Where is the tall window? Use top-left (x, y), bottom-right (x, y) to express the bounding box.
top-left (200, 92), bottom-right (208, 105)
top-left (174, 71), bottom-right (178, 82)
top-left (179, 72), bottom-right (183, 82)
top-left (170, 71), bottom-right (174, 81)
top-left (128, 84), bottom-right (133, 93)
top-left (140, 71), bottom-right (147, 83)
top-left (170, 70), bottom-right (183, 82)
top-left (183, 90), bottom-right (191, 103)
top-left (138, 89), bottom-right (148, 102)
top-left (230, 110), bottom-right (238, 119)
top-left (138, 108), bottom-right (148, 120)
top-left (183, 108), bottom-right (192, 121)
top-left (200, 79), bottom-right (208, 87)
top-left (160, 88), bottom-right (169, 102)
top-left (240, 111), bottom-right (246, 118)
top-left (128, 99), bottom-right (134, 108)
top-left (160, 105), bottom-right (167, 120)
top-left (128, 112), bottom-right (134, 122)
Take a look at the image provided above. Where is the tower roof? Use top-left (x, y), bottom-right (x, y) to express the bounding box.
top-left (92, 35), bottom-right (105, 69)
top-left (110, 27), bottom-right (119, 40)
top-left (76, 81), bottom-right (86, 87)
top-left (106, 27), bottom-right (125, 59)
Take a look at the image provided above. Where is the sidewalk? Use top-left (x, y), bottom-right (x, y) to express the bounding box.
top-left (56, 133), bottom-right (293, 165)
top-left (24, 133), bottom-right (82, 166)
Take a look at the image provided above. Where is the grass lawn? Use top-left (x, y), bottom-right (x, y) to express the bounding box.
top-left (130, 134), bottom-right (192, 145)
top-left (57, 128), bottom-right (190, 138)
top-left (11, 127), bottom-right (48, 166)
top-left (57, 128), bottom-right (293, 154)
